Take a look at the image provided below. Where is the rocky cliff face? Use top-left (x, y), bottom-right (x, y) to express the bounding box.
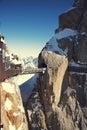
top-left (57, 0), bottom-right (87, 64)
top-left (0, 78), bottom-right (28, 130)
top-left (26, 0), bottom-right (87, 130)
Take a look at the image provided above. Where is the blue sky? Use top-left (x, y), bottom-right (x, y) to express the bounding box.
top-left (0, 0), bottom-right (73, 57)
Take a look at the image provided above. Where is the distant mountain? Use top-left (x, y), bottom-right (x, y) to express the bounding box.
top-left (22, 56), bottom-right (38, 69)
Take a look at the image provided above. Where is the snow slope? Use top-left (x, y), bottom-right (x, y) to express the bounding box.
top-left (18, 74), bottom-right (39, 103)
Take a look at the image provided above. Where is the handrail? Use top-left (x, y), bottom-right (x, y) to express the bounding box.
top-left (21, 64), bottom-right (87, 75)
top-left (21, 68), bottom-right (46, 74)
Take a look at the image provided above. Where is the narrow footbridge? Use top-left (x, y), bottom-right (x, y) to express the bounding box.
top-left (21, 68), bottom-right (46, 74)
top-left (21, 64), bottom-right (87, 75)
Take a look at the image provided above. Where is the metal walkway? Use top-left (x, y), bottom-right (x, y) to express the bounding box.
top-left (21, 64), bottom-right (87, 75)
top-left (21, 68), bottom-right (46, 74)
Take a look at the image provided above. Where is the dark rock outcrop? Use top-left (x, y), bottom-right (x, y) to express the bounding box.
top-left (74, 34), bottom-right (87, 64)
top-left (59, 8), bottom-right (83, 30)
top-left (56, 0), bottom-right (87, 64)
top-left (57, 37), bottom-right (74, 61)
top-left (78, 10), bottom-right (87, 33)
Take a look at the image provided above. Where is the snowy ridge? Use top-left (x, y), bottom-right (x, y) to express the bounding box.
top-left (55, 28), bottom-right (77, 40)
top-left (64, 7), bottom-right (76, 14)
top-left (43, 36), bottom-right (65, 55)
top-left (43, 28), bottom-right (78, 56)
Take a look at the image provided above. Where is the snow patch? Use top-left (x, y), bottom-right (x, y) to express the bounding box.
top-left (64, 7), bottom-right (76, 13)
top-left (2, 82), bottom-right (15, 94)
top-left (9, 121), bottom-right (16, 130)
top-left (17, 74), bottom-right (35, 86)
top-left (64, 86), bottom-right (76, 96)
top-left (69, 60), bottom-right (81, 67)
top-left (32, 123), bottom-right (38, 128)
top-left (34, 92), bottom-right (39, 98)
top-left (32, 102), bottom-right (42, 112)
top-left (43, 37), bottom-right (65, 55)
top-left (10, 59), bottom-right (22, 65)
top-left (55, 28), bottom-right (77, 40)
top-left (27, 110), bottom-right (32, 121)
top-left (43, 28), bottom-right (77, 56)
top-left (4, 98), bottom-right (13, 111)
top-left (78, 60), bottom-right (87, 65)
top-left (81, 32), bottom-right (87, 35)
top-left (18, 104), bottom-right (25, 113)
top-left (1, 37), bottom-right (5, 43)
top-left (13, 112), bottom-right (20, 117)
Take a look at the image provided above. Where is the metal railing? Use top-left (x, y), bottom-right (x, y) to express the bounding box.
top-left (21, 68), bottom-right (46, 74)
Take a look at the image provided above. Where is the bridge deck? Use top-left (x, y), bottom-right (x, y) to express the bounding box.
top-left (21, 68), bottom-right (46, 74)
top-left (21, 64), bottom-right (87, 75)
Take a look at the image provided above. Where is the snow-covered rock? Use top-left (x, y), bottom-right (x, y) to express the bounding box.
top-left (1, 78), bottom-right (28, 130)
top-left (43, 28), bottom-right (77, 56)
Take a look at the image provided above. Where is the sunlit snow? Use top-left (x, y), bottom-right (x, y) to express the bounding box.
top-left (4, 98), bottom-right (13, 111)
top-left (64, 86), bottom-right (76, 96)
top-left (10, 59), bottom-right (22, 65)
top-left (2, 82), bottom-right (15, 94)
top-left (9, 121), bottom-right (16, 130)
top-left (55, 28), bottom-right (77, 39)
